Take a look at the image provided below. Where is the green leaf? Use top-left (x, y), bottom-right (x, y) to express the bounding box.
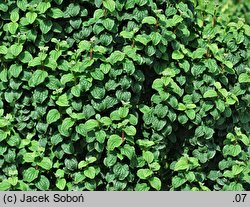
top-left (177, 103), bottom-right (186, 111)
top-left (37, 2), bottom-right (51, 14)
top-left (172, 51), bottom-right (184, 60)
top-left (207, 170), bottom-right (221, 181)
top-left (10, 44), bottom-right (23, 56)
top-left (120, 144), bottom-right (135, 159)
top-left (149, 177), bottom-right (161, 190)
top-left (135, 183), bottom-right (150, 191)
top-left (56, 178), bottom-right (66, 190)
top-left (55, 169), bottom-right (65, 178)
top-left (49, 8), bottom-right (64, 18)
top-left (143, 151), bottom-right (154, 164)
top-left (0, 45), bottom-right (8, 54)
top-left (223, 170), bottom-right (234, 178)
top-left (137, 169), bottom-right (153, 179)
top-left (84, 119), bottom-right (99, 132)
top-left (224, 182), bottom-right (244, 191)
top-left (71, 85), bottom-right (81, 97)
top-left (39, 19), bottom-right (53, 34)
top-left (8, 22), bottom-right (18, 34)
top-left (26, 12), bottom-right (37, 24)
top-left (84, 167), bottom-right (96, 179)
top-left (120, 31), bottom-right (134, 39)
top-left (223, 145), bottom-right (241, 157)
top-left (150, 32), bottom-right (161, 45)
top-left (59, 118), bottom-right (75, 137)
top-left (23, 152), bottom-right (37, 163)
top-left (239, 134), bottom-right (250, 146)
top-left (46, 109), bottom-right (60, 124)
top-left (172, 176), bottom-right (186, 188)
top-left (192, 48), bottom-right (206, 59)
top-left (215, 99), bottom-right (225, 112)
top-left (10, 9), bottom-right (20, 22)
top-left (0, 118), bottom-right (9, 128)
top-left (174, 157), bottom-right (189, 171)
top-left (51, 134), bottom-right (63, 146)
top-left (9, 64), bottom-right (22, 78)
top-left (90, 70), bottom-right (104, 81)
top-left (0, 181), bottom-right (11, 191)
top-left (102, 19), bottom-right (115, 31)
top-left (28, 70), bottom-right (48, 87)
top-left (203, 90), bottom-right (217, 98)
top-left (224, 61), bottom-right (233, 69)
top-left (28, 57), bottom-right (41, 67)
top-left (35, 175), bottom-right (50, 190)
top-left (19, 51), bottom-right (32, 63)
top-left (185, 109), bottom-right (196, 120)
top-left (103, 0), bottom-right (116, 12)
top-left (23, 167), bottom-right (39, 182)
top-left (124, 126), bottom-right (136, 136)
top-left (113, 163), bottom-right (129, 180)
top-left (167, 15), bottom-right (183, 27)
top-left (142, 16), bottom-right (157, 25)
top-left (100, 63), bottom-right (111, 74)
top-left (66, 3), bottom-right (80, 17)
top-left (37, 157), bottom-right (53, 170)
top-left (232, 165), bottom-right (243, 176)
top-left (56, 94), bottom-right (69, 107)
top-left (8, 177), bottom-right (18, 186)
top-left (107, 134), bottom-right (122, 151)
top-left (135, 34), bottom-right (151, 45)
top-left (239, 73), bottom-right (250, 83)
top-left (107, 51), bottom-right (125, 65)
top-left (118, 107), bottom-right (129, 118)
top-left (191, 64), bottom-right (205, 76)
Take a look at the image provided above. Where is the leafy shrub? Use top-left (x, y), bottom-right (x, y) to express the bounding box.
top-left (0, 0), bottom-right (249, 191)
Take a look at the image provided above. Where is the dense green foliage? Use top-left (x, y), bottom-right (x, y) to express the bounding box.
top-left (0, 0), bottom-right (249, 191)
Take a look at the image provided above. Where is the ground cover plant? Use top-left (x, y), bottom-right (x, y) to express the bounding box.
top-left (0, 0), bottom-right (249, 191)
